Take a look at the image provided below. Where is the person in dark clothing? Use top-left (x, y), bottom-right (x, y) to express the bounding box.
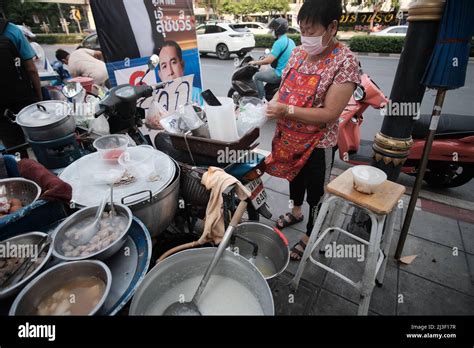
top-left (0, 19), bottom-right (42, 156)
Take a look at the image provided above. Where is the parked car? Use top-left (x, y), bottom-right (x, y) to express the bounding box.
top-left (196, 23), bottom-right (255, 60)
top-left (230, 22), bottom-right (269, 35)
top-left (78, 32), bottom-right (101, 50)
top-left (371, 25), bottom-right (408, 37)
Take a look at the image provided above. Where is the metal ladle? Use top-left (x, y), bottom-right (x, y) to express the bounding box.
top-left (70, 196), bottom-right (107, 247)
top-left (163, 200), bottom-right (248, 316)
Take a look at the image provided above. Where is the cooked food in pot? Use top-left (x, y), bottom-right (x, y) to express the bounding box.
top-left (36, 276), bottom-right (106, 315)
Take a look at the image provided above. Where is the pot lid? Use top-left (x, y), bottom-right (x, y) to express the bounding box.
top-left (16, 101), bottom-right (71, 127)
top-left (59, 146), bottom-right (176, 207)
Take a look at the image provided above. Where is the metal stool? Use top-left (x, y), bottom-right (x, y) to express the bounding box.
top-left (289, 169), bottom-right (405, 315)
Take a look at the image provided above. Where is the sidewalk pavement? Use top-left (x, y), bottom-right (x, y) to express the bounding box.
top-left (259, 168), bottom-right (474, 315)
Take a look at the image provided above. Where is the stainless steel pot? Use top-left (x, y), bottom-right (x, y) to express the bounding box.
top-left (15, 101), bottom-right (75, 141)
top-left (9, 260), bottom-right (112, 316)
top-left (130, 248), bottom-right (274, 315)
top-left (121, 159), bottom-right (180, 237)
top-left (51, 204), bottom-right (132, 261)
top-left (232, 222), bottom-right (290, 281)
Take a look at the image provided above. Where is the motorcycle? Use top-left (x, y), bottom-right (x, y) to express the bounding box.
top-left (337, 71), bottom-right (474, 188)
top-left (227, 50), bottom-right (280, 104)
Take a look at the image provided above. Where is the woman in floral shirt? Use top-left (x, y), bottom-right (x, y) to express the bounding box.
top-left (265, 0), bottom-right (361, 260)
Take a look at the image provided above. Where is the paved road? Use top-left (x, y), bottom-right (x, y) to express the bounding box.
top-left (43, 45), bottom-right (474, 202)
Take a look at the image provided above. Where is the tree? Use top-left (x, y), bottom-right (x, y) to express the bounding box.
top-left (255, 0), bottom-right (290, 19)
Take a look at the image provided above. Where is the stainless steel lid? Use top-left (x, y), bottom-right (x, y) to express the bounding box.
top-left (59, 146), bottom-right (176, 207)
top-left (16, 101), bottom-right (71, 127)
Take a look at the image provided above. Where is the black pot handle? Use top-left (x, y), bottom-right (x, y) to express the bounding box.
top-left (36, 103), bottom-right (47, 112)
top-left (3, 109), bottom-right (17, 123)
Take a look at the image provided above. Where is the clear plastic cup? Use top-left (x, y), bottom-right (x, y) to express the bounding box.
top-left (118, 146), bottom-right (154, 179)
top-left (93, 134), bottom-right (129, 164)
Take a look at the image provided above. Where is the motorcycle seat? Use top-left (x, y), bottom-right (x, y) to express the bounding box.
top-left (412, 113), bottom-right (474, 139)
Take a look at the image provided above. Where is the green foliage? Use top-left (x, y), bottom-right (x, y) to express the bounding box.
top-left (349, 35), bottom-right (405, 53)
top-left (34, 34), bottom-right (85, 45)
top-left (218, 0), bottom-right (289, 16)
top-left (254, 34), bottom-right (301, 48)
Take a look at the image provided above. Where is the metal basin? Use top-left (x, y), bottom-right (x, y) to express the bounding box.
top-left (0, 232), bottom-right (52, 299)
top-left (9, 260), bottom-right (112, 316)
top-left (232, 222), bottom-right (289, 280)
top-left (0, 178), bottom-right (41, 207)
top-left (123, 159), bottom-right (180, 236)
top-left (130, 248), bottom-right (274, 315)
top-left (52, 204), bottom-right (132, 261)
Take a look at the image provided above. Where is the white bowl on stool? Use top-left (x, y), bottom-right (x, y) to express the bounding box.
top-left (351, 165), bottom-right (387, 194)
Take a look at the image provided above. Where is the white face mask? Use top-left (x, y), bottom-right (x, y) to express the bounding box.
top-left (301, 32), bottom-right (329, 56)
top-left (271, 31), bottom-right (277, 38)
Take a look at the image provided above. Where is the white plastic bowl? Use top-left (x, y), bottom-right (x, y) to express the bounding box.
top-left (352, 165), bottom-right (387, 194)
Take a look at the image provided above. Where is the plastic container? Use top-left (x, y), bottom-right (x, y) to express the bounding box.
top-left (351, 165), bottom-right (387, 194)
top-left (67, 76), bottom-right (94, 93)
top-left (205, 97), bottom-right (239, 142)
top-left (118, 146), bottom-right (155, 179)
top-left (93, 134), bottom-right (129, 164)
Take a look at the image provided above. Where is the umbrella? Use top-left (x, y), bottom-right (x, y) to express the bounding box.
top-left (395, 0), bottom-right (474, 259)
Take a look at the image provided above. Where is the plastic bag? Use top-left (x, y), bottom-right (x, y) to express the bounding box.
top-left (178, 104), bottom-right (204, 131)
top-left (236, 97), bottom-right (268, 136)
top-left (89, 114), bottom-right (110, 135)
top-left (159, 103), bottom-right (205, 135)
top-left (146, 97), bottom-right (170, 130)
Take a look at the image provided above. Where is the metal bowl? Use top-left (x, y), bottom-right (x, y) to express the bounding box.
top-left (9, 260), bottom-right (112, 316)
top-left (0, 178), bottom-right (41, 207)
top-left (51, 204), bottom-right (132, 261)
top-left (0, 232), bottom-right (52, 299)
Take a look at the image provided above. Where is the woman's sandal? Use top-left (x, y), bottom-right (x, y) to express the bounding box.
top-left (276, 212), bottom-right (304, 229)
top-left (290, 240), bottom-right (307, 261)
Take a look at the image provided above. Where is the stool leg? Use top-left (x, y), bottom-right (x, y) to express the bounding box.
top-left (318, 200), bottom-right (345, 253)
top-left (358, 214), bottom-right (385, 315)
top-left (289, 195), bottom-right (335, 291)
top-left (376, 210), bottom-right (396, 286)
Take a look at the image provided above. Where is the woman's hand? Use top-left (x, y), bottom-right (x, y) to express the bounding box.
top-left (266, 101), bottom-right (288, 120)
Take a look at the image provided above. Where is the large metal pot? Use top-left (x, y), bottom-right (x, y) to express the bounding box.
top-left (232, 222), bottom-right (289, 281)
top-left (15, 101), bottom-right (75, 141)
top-left (130, 248), bottom-right (274, 315)
top-left (121, 159), bottom-right (180, 236)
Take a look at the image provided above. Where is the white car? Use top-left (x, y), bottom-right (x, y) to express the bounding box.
top-left (230, 22), bottom-right (269, 35)
top-left (371, 25), bottom-right (408, 37)
top-left (196, 23), bottom-right (255, 59)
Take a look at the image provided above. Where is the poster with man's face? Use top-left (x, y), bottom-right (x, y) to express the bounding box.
top-left (90, 0), bottom-right (203, 109)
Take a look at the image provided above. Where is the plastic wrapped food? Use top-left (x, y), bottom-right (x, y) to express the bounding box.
top-left (236, 97), bottom-right (268, 137)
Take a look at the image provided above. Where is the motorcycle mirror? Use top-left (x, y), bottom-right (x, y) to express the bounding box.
top-left (62, 81), bottom-right (84, 99)
top-left (148, 54), bottom-right (160, 70)
top-left (353, 85), bottom-right (366, 102)
top-left (264, 48), bottom-right (270, 55)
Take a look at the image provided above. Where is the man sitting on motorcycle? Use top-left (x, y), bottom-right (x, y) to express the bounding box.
top-left (248, 18), bottom-right (295, 100)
